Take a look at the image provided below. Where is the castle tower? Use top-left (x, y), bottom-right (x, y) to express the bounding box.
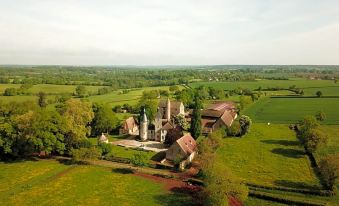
top-left (139, 108), bottom-right (148, 141)
top-left (165, 98), bottom-right (171, 122)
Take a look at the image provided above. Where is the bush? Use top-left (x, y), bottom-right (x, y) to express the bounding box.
top-left (130, 152), bottom-right (148, 167)
top-left (3, 88), bottom-right (18, 96)
top-left (300, 129), bottom-right (328, 153)
top-left (239, 115), bottom-right (252, 136)
top-left (71, 147), bottom-right (102, 163)
top-left (98, 143), bottom-right (113, 156)
top-left (227, 121), bottom-right (241, 137)
top-left (319, 154), bottom-right (339, 190)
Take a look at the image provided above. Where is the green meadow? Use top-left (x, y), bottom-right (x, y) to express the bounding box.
top-left (0, 159), bottom-right (192, 206)
top-left (87, 85), bottom-right (183, 107)
top-left (243, 97), bottom-right (339, 124)
top-left (217, 123), bottom-right (320, 187)
top-left (217, 123), bottom-right (339, 205)
top-left (190, 80), bottom-right (339, 96)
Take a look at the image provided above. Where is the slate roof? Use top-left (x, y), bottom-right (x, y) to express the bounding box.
top-left (162, 121), bottom-right (175, 130)
top-left (159, 99), bottom-right (183, 109)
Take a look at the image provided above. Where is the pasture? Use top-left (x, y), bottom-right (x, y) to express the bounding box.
top-left (217, 123), bottom-right (320, 188)
top-left (243, 97), bottom-right (339, 124)
top-left (315, 125), bottom-right (339, 160)
top-left (0, 159), bottom-right (191, 206)
top-left (190, 80), bottom-right (339, 96)
top-left (87, 85), bottom-right (183, 107)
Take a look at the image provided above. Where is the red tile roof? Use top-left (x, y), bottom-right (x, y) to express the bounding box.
top-left (176, 133), bottom-right (197, 155)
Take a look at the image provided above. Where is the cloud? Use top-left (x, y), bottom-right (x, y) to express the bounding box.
top-left (0, 0), bottom-right (338, 65)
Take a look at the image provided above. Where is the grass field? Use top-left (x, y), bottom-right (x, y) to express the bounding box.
top-left (315, 125), bottom-right (339, 161)
top-left (243, 97), bottom-right (339, 124)
top-left (217, 123), bottom-right (320, 188)
top-left (0, 84), bottom-right (105, 94)
top-left (0, 159), bottom-right (191, 206)
top-left (190, 80), bottom-right (339, 96)
top-left (87, 85), bottom-right (183, 107)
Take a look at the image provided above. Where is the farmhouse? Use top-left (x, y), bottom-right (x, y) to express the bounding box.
top-left (165, 133), bottom-right (197, 165)
top-left (119, 116), bottom-right (139, 135)
top-left (200, 101), bottom-right (238, 134)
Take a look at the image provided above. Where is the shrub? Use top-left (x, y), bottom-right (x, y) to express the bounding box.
top-left (227, 121), bottom-right (241, 137)
top-left (300, 129), bottom-right (328, 153)
top-left (315, 111), bottom-right (326, 122)
top-left (98, 143), bottom-right (113, 156)
top-left (131, 152), bottom-right (148, 167)
top-left (319, 154), bottom-right (339, 190)
top-left (71, 147), bottom-right (102, 163)
top-left (239, 115), bottom-right (252, 136)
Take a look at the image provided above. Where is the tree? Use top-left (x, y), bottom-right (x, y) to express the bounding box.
top-left (316, 90), bottom-right (323, 98)
top-left (251, 93), bottom-right (258, 102)
top-left (169, 85), bottom-right (179, 92)
top-left (298, 115), bottom-right (319, 134)
top-left (239, 96), bottom-right (252, 110)
top-left (58, 99), bottom-right (94, 150)
top-left (190, 97), bottom-right (202, 139)
top-left (3, 88), bottom-right (17, 96)
top-left (75, 85), bottom-right (88, 97)
top-left (300, 129), bottom-right (328, 153)
top-left (37, 92), bottom-right (47, 107)
top-left (137, 90), bottom-right (159, 121)
top-left (202, 164), bottom-right (248, 206)
top-left (239, 115), bottom-right (252, 136)
top-left (319, 154), bottom-right (339, 190)
top-left (315, 111), bottom-right (326, 122)
top-left (174, 114), bottom-right (189, 130)
top-left (92, 104), bottom-right (118, 135)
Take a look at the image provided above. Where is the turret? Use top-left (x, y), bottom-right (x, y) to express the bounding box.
top-left (139, 108), bottom-right (148, 141)
top-left (165, 98), bottom-right (171, 121)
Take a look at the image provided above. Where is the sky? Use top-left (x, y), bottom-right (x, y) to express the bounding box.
top-left (0, 0), bottom-right (339, 65)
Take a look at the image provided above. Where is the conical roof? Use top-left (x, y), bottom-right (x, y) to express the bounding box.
top-left (140, 107), bottom-right (148, 122)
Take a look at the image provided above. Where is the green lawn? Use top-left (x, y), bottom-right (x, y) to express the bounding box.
top-left (88, 136), bottom-right (156, 162)
top-left (243, 97), bottom-right (339, 124)
top-left (0, 159), bottom-right (191, 206)
top-left (217, 123), bottom-right (321, 188)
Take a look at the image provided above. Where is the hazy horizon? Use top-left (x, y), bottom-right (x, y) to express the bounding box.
top-left (1, 0), bottom-right (339, 65)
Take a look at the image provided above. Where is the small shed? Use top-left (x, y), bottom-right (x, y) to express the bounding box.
top-left (98, 133), bottom-right (109, 143)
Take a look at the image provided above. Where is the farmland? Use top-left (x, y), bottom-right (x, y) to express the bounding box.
top-left (216, 123), bottom-right (339, 205)
top-left (190, 79), bottom-right (339, 96)
top-left (0, 159), bottom-right (192, 206)
top-left (243, 97), bottom-right (339, 124)
top-left (217, 123), bottom-right (320, 187)
top-left (87, 85), bottom-right (183, 107)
